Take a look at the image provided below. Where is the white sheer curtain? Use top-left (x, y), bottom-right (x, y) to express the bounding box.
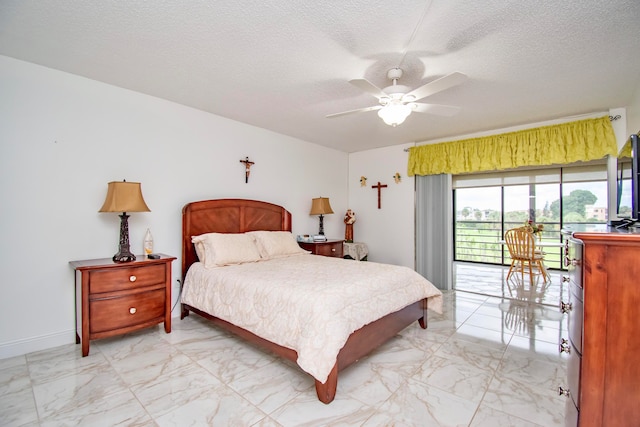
top-left (416, 174), bottom-right (453, 290)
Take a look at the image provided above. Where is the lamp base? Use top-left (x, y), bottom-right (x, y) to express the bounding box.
top-left (318, 214), bottom-right (325, 235)
top-left (113, 251), bottom-right (136, 263)
top-left (113, 212), bottom-right (136, 263)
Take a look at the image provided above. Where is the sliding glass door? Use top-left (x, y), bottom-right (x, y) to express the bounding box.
top-left (453, 162), bottom-right (608, 269)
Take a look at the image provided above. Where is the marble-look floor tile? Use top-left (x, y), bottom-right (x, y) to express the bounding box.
top-left (0, 355), bottom-right (27, 371)
top-left (32, 364), bottom-right (130, 422)
top-left (268, 392), bottom-right (377, 427)
top-left (0, 362), bottom-right (31, 395)
top-left (0, 387), bottom-right (39, 426)
top-left (153, 384), bottom-right (267, 427)
top-left (482, 374), bottom-right (565, 426)
top-left (413, 353), bottom-right (495, 403)
top-left (336, 337), bottom-right (429, 406)
top-left (39, 389), bottom-right (152, 427)
top-left (470, 405), bottom-right (548, 427)
top-left (507, 335), bottom-right (568, 363)
top-left (495, 349), bottom-right (565, 392)
top-left (195, 336), bottom-right (276, 384)
top-left (26, 343), bottom-right (111, 385)
top-left (455, 323), bottom-right (513, 348)
top-left (435, 336), bottom-right (506, 371)
top-left (364, 377), bottom-right (478, 427)
top-left (464, 311), bottom-right (512, 332)
top-left (228, 359), bottom-right (313, 414)
top-left (130, 362), bottom-right (225, 419)
top-left (2, 263), bottom-right (572, 426)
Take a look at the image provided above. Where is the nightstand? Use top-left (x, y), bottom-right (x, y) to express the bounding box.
top-left (298, 239), bottom-right (344, 258)
top-left (70, 254), bottom-right (176, 356)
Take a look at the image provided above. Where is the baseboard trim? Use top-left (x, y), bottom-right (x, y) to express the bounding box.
top-left (0, 329), bottom-right (75, 360)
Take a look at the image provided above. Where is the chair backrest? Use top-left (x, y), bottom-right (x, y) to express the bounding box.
top-left (504, 227), bottom-right (536, 260)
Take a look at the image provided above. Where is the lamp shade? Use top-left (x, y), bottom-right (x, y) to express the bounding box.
top-left (309, 197), bottom-right (334, 215)
top-left (99, 181), bottom-right (150, 213)
top-left (378, 102), bottom-right (413, 127)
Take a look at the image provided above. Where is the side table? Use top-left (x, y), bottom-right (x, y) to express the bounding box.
top-left (70, 254), bottom-right (176, 356)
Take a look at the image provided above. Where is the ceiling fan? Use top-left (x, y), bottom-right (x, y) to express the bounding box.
top-left (327, 68), bottom-right (467, 127)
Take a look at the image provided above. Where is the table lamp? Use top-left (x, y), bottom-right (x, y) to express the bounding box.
top-left (99, 180), bottom-right (150, 262)
top-left (310, 197), bottom-right (333, 235)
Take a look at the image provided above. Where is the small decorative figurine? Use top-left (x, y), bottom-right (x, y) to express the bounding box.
top-left (393, 172), bottom-right (402, 183)
top-left (344, 209), bottom-right (356, 242)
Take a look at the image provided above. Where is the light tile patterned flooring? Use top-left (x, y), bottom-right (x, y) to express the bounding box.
top-left (1, 262), bottom-right (569, 426)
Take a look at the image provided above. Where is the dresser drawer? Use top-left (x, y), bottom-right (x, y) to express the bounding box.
top-left (567, 341), bottom-right (581, 410)
top-left (568, 281), bottom-right (584, 354)
top-left (565, 395), bottom-right (579, 427)
top-left (89, 288), bottom-right (165, 334)
top-left (566, 239), bottom-right (583, 289)
top-left (89, 264), bottom-right (166, 293)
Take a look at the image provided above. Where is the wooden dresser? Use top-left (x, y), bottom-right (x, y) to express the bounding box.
top-left (298, 239), bottom-right (344, 258)
top-left (560, 229), bottom-right (640, 427)
top-left (70, 254), bottom-right (176, 356)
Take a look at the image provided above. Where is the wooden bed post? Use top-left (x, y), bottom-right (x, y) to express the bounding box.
top-left (315, 364), bottom-right (338, 404)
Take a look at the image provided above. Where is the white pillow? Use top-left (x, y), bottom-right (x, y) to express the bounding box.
top-left (247, 231), bottom-right (309, 259)
top-left (191, 232), bottom-right (262, 268)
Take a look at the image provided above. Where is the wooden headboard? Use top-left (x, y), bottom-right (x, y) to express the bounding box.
top-left (181, 199), bottom-right (292, 279)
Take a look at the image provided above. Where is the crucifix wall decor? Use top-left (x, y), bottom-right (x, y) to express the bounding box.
top-left (239, 156), bottom-right (255, 183)
top-left (371, 181), bottom-right (388, 209)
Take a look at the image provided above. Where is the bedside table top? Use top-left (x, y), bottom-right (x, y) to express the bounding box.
top-left (70, 254), bottom-right (176, 270)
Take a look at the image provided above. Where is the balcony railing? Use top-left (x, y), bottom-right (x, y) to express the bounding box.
top-left (454, 221), bottom-right (567, 269)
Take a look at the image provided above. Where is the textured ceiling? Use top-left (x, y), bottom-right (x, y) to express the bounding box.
top-left (1, 1), bottom-right (639, 153)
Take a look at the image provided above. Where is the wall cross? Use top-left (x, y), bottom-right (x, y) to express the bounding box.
top-left (239, 156), bottom-right (255, 183)
top-left (371, 181), bottom-right (388, 209)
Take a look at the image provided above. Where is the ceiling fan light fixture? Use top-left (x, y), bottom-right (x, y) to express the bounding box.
top-left (378, 102), bottom-right (412, 127)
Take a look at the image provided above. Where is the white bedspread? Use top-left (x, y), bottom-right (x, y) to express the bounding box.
top-left (181, 254), bottom-right (443, 383)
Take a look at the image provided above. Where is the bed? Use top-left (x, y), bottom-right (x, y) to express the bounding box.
top-left (180, 198), bottom-right (442, 404)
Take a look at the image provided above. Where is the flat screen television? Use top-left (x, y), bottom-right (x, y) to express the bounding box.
top-left (616, 134), bottom-right (639, 225)
top-left (632, 133), bottom-right (639, 221)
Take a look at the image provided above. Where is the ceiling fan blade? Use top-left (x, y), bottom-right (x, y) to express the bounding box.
top-left (413, 102), bottom-right (461, 117)
top-left (326, 105), bottom-right (382, 118)
top-left (404, 72), bottom-right (467, 102)
top-left (349, 79), bottom-right (389, 100)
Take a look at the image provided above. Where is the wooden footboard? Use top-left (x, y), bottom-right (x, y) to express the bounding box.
top-left (183, 298), bottom-right (428, 404)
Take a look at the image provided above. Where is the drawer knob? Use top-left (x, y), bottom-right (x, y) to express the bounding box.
top-left (331, 248), bottom-right (336, 252)
top-left (563, 256), bottom-right (578, 267)
top-left (129, 275), bottom-right (137, 282)
top-left (560, 301), bottom-right (573, 313)
top-left (562, 275), bottom-right (570, 283)
top-left (559, 338), bottom-right (571, 354)
top-left (129, 307), bottom-right (137, 314)
top-left (558, 387), bottom-right (571, 397)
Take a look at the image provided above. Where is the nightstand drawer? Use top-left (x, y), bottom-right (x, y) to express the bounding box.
top-left (90, 288), bottom-right (165, 334)
top-left (315, 241), bottom-right (343, 257)
top-left (89, 264), bottom-right (166, 293)
top-left (299, 239), bottom-right (344, 258)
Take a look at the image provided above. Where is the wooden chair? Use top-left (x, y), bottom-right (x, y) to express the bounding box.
top-left (504, 227), bottom-right (550, 286)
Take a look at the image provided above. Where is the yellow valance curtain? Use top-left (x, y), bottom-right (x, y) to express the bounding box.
top-left (407, 116), bottom-right (617, 176)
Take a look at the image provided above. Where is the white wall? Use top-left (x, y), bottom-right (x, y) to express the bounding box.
top-left (0, 56), bottom-right (348, 358)
top-left (347, 143), bottom-right (415, 267)
top-left (627, 84), bottom-right (640, 136)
